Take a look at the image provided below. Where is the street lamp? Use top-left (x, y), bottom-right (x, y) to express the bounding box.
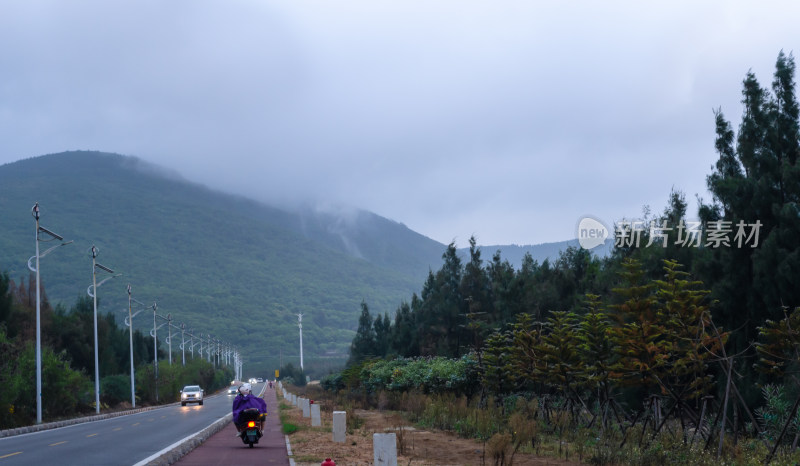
top-left (196, 332), bottom-right (203, 361)
top-left (297, 313), bottom-right (304, 371)
top-left (122, 286), bottom-right (148, 408)
top-left (88, 245), bottom-right (120, 414)
top-left (27, 203), bottom-right (72, 424)
top-left (180, 323), bottom-right (186, 366)
top-left (164, 313), bottom-right (173, 366)
top-left (185, 329), bottom-right (195, 360)
top-left (149, 302), bottom-right (169, 402)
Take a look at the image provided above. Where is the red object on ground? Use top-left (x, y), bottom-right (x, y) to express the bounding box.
top-left (321, 459), bottom-right (336, 466)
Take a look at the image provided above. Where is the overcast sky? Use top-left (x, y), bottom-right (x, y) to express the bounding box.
top-left (1, 1), bottom-right (798, 246)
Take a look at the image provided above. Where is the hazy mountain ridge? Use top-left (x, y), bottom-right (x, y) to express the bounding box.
top-left (0, 151), bottom-right (597, 373)
top-left (0, 151), bottom-right (433, 371)
top-left (475, 240), bottom-right (613, 269)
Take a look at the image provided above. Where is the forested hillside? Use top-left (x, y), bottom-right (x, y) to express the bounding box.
top-left (0, 151), bottom-right (443, 373)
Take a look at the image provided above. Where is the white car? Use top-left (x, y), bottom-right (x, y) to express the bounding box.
top-left (257, 377), bottom-right (263, 383)
top-left (180, 385), bottom-right (204, 406)
top-left (249, 377), bottom-right (257, 384)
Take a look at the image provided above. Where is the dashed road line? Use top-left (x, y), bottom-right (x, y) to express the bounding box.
top-left (49, 441), bottom-right (67, 446)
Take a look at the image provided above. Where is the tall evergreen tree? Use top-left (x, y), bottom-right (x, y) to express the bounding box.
top-left (373, 311), bottom-right (391, 357)
top-left (701, 52), bottom-right (800, 350)
top-left (348, 301), bottom-right (376, 365)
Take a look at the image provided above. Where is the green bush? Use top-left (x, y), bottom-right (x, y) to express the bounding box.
top-left (101, 374), bottom-right (131, 405)
top-left (320, 372), bottom-right (344, 391)
top-left (10, 343), bottom-right (91, 422)
top-left (332, 354), bottom-right (479, 396)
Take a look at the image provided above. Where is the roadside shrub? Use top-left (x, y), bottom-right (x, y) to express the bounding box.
top-left (101, 374), bottom-right (131, 405)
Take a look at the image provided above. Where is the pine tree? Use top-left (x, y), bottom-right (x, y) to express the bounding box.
top-left (608, 259), bottom-right (664, 394)
top-left (701, 51), bottom-right (800, 352)
top-left (482, 330), bottom-right (517, 396)
top-left (348, 301), bottom-right (376, 365)
top-left (576, 294), bottom-right (617, 409)
top-left (373, 312), bottom-right (391, 357)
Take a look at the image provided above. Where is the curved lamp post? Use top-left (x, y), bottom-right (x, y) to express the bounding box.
top-left (28, 203), bottom-right (72, 424)
top-left (122, 286), bottom-right (149, 408)
top-left (87, 245), bottom-right (121, 414)
top-left (164, 313), bottom-right (173, 366)
top-left (150, 303), bottom-right (168, 402)
top-left (187, 330), bottom-right (198, 360)
top-left (179, 323), bottom-right (186, 366)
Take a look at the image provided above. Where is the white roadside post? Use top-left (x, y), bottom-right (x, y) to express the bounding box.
top-left (373, 433), bottom-right (398, 466)
top-left (333, 411), bottom-right (346, 443)
top-left (311, 402), bottom-right (321, 426)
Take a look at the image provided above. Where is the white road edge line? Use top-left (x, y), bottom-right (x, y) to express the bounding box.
top-left (131, 413), bottom-right (229, 466)
top-left (288, 440), bottom-right (296, 466)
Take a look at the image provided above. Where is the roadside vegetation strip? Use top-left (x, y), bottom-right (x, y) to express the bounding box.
top-left (279, 401), bottom-right (300, 434)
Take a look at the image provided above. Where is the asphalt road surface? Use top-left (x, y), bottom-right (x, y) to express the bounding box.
top-left (0, 384), bottom-right (262, 466)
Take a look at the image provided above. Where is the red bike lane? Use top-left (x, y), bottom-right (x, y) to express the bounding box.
top-left (176, 385), bottom-right (289, 465)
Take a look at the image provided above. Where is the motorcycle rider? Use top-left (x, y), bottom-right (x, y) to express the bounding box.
top-left (232, 382), bottom-right (267, 432)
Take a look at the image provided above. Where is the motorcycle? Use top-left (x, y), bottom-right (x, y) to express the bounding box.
top-left (237, 408), bottom-right (266, 447)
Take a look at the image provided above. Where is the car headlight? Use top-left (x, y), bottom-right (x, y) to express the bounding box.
top-left (181, 393), bottom-right (187, 399)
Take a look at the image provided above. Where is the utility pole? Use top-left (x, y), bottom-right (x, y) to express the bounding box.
top-left (127, 285), bottom-right (135, 407)
top-left (166, 313), bottom-right (172, 365)
top-left (297, 314), bottom-right (304, 371)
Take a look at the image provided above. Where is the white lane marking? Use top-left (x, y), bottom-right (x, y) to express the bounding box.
top-left (131, 413), bottom-right (229, 466)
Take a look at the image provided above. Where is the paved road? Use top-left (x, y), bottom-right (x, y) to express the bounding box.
top-left (0, 384), bottom-right (262, 466)
top-left (176, 384), bottom-right (289, 465)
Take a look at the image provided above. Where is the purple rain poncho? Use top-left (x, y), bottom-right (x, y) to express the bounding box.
top-left (232, 393), bottom-right (267, 425)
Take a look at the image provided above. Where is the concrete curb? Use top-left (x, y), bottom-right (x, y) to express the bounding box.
top-left (141, 413), bottom-right (233, 466)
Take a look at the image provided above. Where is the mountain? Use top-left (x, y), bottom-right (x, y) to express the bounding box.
top-left (475, 240), bottom-right (613, 269)
top-left (0, 151), bottom-right (603, 375)
top-left (0, 151), bottom-right (445, 374)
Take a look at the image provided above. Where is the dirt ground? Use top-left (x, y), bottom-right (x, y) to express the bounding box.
top-left (283, 400), bottom-right (582, 466)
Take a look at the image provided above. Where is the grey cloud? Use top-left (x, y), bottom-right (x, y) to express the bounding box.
top-left (1, 1), bottom-right (799, 245)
